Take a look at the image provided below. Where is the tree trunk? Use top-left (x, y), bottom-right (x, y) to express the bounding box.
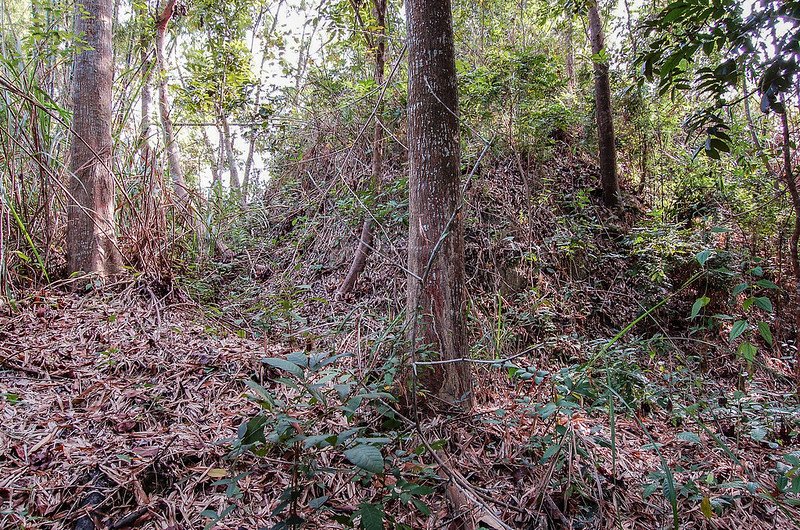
top-left (137, 0), bottom-right (153, 157)
top-left (780, 106), bottom-right (800, 380)
top-left (405, 0), bottom-right (473, 410)
top-left (564, 17), bottom-right (576, 93)
top-left (155, 0), bottom-right (190, 206)
top-left (66, 0), bottom-right (123, 277)
top-left (201, 126), bottom-right (221, 192)
top-left (337, 0), bottom-right (386, 297)
top-left (242, 0), bottom-right (285, 207)
top-left (220, 113), bottom-right (240, 191)
top-left (588, 1), bottom-right (620, 208)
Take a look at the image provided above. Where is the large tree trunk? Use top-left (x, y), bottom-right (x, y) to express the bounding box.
top-left (405, 0), bottom-right (473, 410)
top-left (337, 0), bottom-right (386, 297)
top-left (155, 0), bottom-right (190, 206)
top-left (66, 0), bottom-right (123, 277)
top-left (588, 2), bottom-right (620, 208)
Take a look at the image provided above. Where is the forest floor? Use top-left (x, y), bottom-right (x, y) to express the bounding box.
top-left (2, 282), bottom-right (799, 530)
top-left (2, 148), bottom-right (800, 530)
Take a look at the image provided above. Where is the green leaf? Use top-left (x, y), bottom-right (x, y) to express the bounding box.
top-left (262, 357), bottom-right (304, 377)
top-left (732, 282), bottom-right (749, 296)
top-left (358, 502), bottom-right (384, 530)
top-left (696, 249), bottom-right (713, 266)
top-left (737, 342), bottom-right (757, 363)
top-left (757, 322), bottom-right (773, 346)
top-left (755, 279), bottom-right (779, 289)
top-left (753, 297), bottom-right (773, 312)
top-left (677, 431), bottom-right (701, 445)
top-left (238, 415), bottom-right (268, 445)
top-left (729, 320), bottom-right (748, 342)
top-left (345, 444), bottom-right (384, 474)
top-left (691, 296), bottom-right (710, 319)
top-left (540, 443), bottom-right (561, 464)
top-left (750, 425), bottom-right (767, 441)
top-left (309, 496), bottom-right (329, 510)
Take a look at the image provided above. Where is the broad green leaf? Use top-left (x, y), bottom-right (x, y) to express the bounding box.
top-left (754, 297), bottom-right (773, 312)
top-left (262, 357), bottom-right (304, 377)
top-left (750, 425), bottom-right (767, 441)
top-left (729, 320), bottom-right (748, 342)
top-left (691, 296), bottom-right (710, 319)
top-left (309, 496), bottom-right (329, 510)
top-left (238, 415), bottom-right (267, 445)
top-left (755, 279), bottom-right (779, 289)
top-left (732, 282), bottom-right (749, 296)
top-left (757, 322), bottom-right (773, 345)
top-left (696, 249), bottom-right (713, 266)
top-left (737, 342), bottom-right (757, 363)
top-left (540, 443), bottom-right (561, 464)
top-left (344, 444), bottom-right (384, 474)
top-left (358, 503), bottom-right (384, 530)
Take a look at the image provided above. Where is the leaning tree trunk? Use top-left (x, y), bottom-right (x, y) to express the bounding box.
top-left (588, 1), bottom-right (620, 208)
top-left (66, 0), bottom-right (123, 277)
top-left (337, 0), bottom-right (387, 297)
top-left (405, 0), bottom-right (473, 410)
top-left (155, 0), bottom-right (190, 207)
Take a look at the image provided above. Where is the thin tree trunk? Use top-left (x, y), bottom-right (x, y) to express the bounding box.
top-left (588, 1), bottom-right (620, 208)
top-left (780, 105), bottom-right (800, 380)
top-left (242, 0), bottom-right (285, 207)
top-left (405, 0), bottom-right (473, 410)
top-left (155, 0), bottom-right (190, 206)
top-left (564, 17), bottom-right (576, 93)
top-left (140, 66), bottom-right (153, 153)
top-left (66, 0), bottom-right (123, 277)
top-left (337, 0), bottom-right (386, 297)
top-left (220, 113), bottom-right (240, 191)
top-left (137, 0), bottom-right (153, 157)
top-left (201, 126), bottom-right (221, 191)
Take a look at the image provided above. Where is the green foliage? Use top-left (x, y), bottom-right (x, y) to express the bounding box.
top-left (226, 347), bottom-right (434, 528)
top-left (639, 0), bottom-right (800, 154)
top-left (458, 46), bottom-right (572, 152)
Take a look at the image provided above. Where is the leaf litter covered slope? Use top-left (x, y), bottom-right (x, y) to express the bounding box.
top-left (1, 287), bottom-right (799, 530)
top-left (0, 288), bottom-right (277, 529)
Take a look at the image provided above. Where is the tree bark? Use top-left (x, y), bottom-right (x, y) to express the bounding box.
top-left (137, 0), bottom-right (153, 157)
top-left (155, 0), bottom-right (190, 206)
top-left (588, 1), bottom-right (620, 208)
top-left (220, 113), bottom-right (240, 191)
top-left (405, 0), bottom-right (473, 410)
top-left (201, 126), bottom-right (221, 191)
top-left (564, 17), bottom-right (576, 93)
top-left (780, 106), bottom-right (800, 379)
top-left (337, 0), bottom-right (386, 297)
top-left (66, 0), bottom-right (123, 277)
